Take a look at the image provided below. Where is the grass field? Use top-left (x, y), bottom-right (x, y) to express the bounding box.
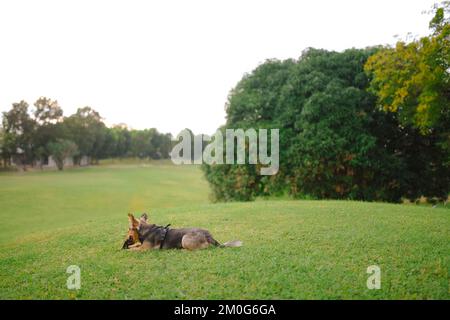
top-left (0, 163), bottom-right (448, 299)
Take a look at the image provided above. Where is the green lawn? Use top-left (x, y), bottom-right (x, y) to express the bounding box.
top-left (0, 163), bottom-right (448, 299)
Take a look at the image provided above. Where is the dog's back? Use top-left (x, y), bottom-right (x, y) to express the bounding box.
top-left (139, 225), bottom-right (220, 250)
top-left (166, 228), bottom-right (220, 249)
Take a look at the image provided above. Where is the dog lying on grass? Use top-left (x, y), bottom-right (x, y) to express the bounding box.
top-left (122, 213), bottom-right (242, 251)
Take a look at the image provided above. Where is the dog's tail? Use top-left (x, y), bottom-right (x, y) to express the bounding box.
top-left (219, 240), bottom-right (243, 248)
top-left (208, 236), bottom-right (243, 248)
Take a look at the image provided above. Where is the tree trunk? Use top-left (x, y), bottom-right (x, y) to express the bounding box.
top-left (56, 160), bottom-right (64, 171)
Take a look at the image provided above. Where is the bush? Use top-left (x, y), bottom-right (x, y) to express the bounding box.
top-left (201, 48), bottom-right (449, 202)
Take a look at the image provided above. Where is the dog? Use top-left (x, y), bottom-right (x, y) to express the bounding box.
top-left (122, 213), bottom-right (242, 251)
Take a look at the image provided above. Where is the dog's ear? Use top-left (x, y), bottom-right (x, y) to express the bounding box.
top-left (139, 213), bottom-right (148, 224)
top-left (128, 213), bottom-right (139, 228)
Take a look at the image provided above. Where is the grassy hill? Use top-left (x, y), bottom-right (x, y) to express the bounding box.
top-left (0, 163), bottom-right (448, 299)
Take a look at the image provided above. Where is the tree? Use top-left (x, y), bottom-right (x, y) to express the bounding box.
top-left (110, 125), bottom-right (132, 158)
top-left (1, 99), bottom-right (174, 168)
top-left (158, 132), bottom-right (173, 159)
top-left (1, 101), bottom-right (36, 169)
top-left (365, 2), bottom-right (450, 164)
top-left (202, 46), bottom-right (449, 202)
top-left (33, 97), bottom-right (63, 125)
top-left (129, 129), bottom-right (152, 158)
top-left (63, 107), bottom-right (106, 164)
top-left (32, 97), bottom-right (64, 165)
top-left (0, 125), bottom-right (4, 167)
top-left (47, 139), bottom-right (79, 170)
top-left (0, 127), bottom-right (16, 167)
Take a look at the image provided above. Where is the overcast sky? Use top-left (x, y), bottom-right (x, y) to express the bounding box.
top-left (0, 0), bottom-right (438, 135)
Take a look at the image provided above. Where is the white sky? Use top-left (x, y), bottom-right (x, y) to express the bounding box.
top-left (0, 0), bottom-right (438, 136)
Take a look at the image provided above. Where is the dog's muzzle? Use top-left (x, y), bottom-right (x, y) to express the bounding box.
top-left (122, 237), bottom-right (133, 249)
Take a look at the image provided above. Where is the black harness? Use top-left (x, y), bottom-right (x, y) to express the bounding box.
top-left (139, 224), bottom-right (171, 249)
top-left (158, 224), bottom-right (171, 249)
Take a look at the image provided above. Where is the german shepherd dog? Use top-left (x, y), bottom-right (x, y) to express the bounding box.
top-left (122, 213), bottom-right (242, 251)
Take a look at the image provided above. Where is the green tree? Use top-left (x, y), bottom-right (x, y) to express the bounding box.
top-left (47, 139), bottom-right (79, 170)
top-left (158, 132), bottom-right (173, 159)
top-left (129, 129), bottom-right (152, 158)
top-left (203, 46), bottom-right (449, 202)
top-left (1, 101), bottom-right (36, 169)
top-left (112, 125), bottom-right (132, 157)
top-left (63, 107), bottom-right (106, 164)
top-left (33, 97), bottom-right (63, 125)
top-left (0, 125), bottom-right (4, 167)
top-left (0, 128), bottom-right (16, 167)
top-left (365, 2), bottom-right (450, 163)
top-left (32, 97), bottom-right (65, 165)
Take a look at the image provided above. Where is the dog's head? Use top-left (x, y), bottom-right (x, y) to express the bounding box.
top-left (122, 213), bottom-right (149, 249)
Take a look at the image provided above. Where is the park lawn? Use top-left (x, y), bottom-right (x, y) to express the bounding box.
top-left (0, 164), bottom-right (448, 299)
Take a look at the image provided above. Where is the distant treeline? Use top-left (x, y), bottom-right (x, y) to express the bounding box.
top-left (0, 99), bottom-right (174, 170)
top-left (201, 4), bottom-right (450, 203)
